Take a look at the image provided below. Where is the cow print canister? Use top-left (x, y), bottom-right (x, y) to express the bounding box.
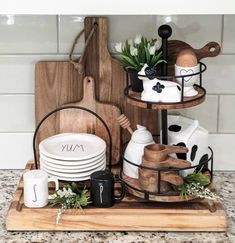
top-left (166, 115), bottom-right (209, 177)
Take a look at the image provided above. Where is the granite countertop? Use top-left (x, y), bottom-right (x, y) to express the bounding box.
top-left (0, 170), bottom-right (234, 243)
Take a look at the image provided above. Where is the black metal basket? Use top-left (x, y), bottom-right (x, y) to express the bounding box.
top-left (33, 106), bottom-right (113, 172)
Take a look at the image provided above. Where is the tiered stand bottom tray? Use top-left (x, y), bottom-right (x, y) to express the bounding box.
top-left (6, 161), bottom-right (228, 231)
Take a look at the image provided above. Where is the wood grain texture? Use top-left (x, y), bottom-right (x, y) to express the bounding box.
top-left (35, 17), bottom-right (159, 166)
top-left (59, 76), bottom-right (121, 164)
top-left (35, 61), bottom-right (84, 154)
top-left (83, 17), bottom-right (160, 143)
top-left (122, 172), bottom-right (213, 203)
top-left (167, 40), bottom-right (221, 76)
top-left (6, 160), bottom-right (227, 232)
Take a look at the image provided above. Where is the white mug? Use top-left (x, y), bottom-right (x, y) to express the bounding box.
top-left (23, 170), bottom-right (59, 208)
top-left (175, 64), bottom-right (199, 97)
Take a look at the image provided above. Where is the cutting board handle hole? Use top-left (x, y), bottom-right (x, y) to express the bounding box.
top-left (94, 22), bottom-right (98, 27)
top-left (209, 47), bottom-right (216, 52)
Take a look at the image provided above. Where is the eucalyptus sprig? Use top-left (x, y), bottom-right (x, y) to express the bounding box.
top-left (49, 183), bottom-right (91, 224)
top-left (173, 169), bottom-right (222, 201)
top-left (115, 34), bottom-right (166, 71)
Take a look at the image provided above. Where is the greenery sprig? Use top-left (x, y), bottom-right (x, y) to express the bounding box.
top-left (49, 183), bottom-right (91, 224)
top-left (115, 34), bottom-right (166, 71)
top-left (173, 169), bottom-right (222, 201)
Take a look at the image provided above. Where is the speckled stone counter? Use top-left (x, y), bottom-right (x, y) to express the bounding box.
top-left (0, 170), bottom-right (234, 243)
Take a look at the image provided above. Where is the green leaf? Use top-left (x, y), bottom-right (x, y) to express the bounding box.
top-left (121, 55), bottom-right (138, 69)
top-left (144, 46), bottom-right (150, 65)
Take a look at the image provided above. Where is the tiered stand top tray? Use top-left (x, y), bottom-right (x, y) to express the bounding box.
top-left (124, 84), bottom-right (206, 110)
top-left (6, 160), bottom-right (228, 232)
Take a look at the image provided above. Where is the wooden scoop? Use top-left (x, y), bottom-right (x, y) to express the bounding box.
top-left (142, 157), bottom-right (191, 169)
top-left (144, 144), bottom-right (188, 162)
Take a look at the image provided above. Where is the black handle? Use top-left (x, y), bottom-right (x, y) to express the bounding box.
top-left (33, 105), bottom-right (112, 171)
top-left (114, 178), bottom-right (126, 202)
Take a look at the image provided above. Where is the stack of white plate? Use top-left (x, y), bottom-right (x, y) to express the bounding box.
top-left (39, 133), bottom-right (106, 181)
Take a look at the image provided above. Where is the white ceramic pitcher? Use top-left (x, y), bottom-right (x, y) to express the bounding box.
top-left (123, 125), bottom-right (155, 179)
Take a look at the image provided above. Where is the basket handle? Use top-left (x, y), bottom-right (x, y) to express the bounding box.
top-left (33, 106), bottom-right (112, 171)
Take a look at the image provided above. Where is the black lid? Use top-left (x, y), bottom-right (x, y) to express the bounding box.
top-left (90, 170), bottom-right (113, 180)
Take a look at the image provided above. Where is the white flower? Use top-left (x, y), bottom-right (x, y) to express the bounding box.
top-left (114, 42), bottom-right (122, 53)
top-left (149, 45), bottom-right (156, 55)
top-left (57, 189), bottom-right (65, 198)
top-left (134, 34), bottom-right (142, 44)
top-left (57, 188), bottom-right (76, 198)
top-left (128, 39), bottom-right (133, 46)
top-left (130, 46), bottom-right (138, 56)
top-left (64, 188), bottom-right (76, 198)
top-left (154, 40), bottom-right (161, 51)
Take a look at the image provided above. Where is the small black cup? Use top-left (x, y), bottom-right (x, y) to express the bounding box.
top-left (90, 170), bottom-right (125, 208)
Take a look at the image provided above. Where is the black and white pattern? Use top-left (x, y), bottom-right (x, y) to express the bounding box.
top-left (152, 82), bottom-right (165, 93)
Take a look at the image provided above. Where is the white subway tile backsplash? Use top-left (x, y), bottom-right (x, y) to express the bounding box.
top-left (156, 15), bottom-right (222, 49)
top-left (0, 15), bottom-right (57, 54)
top-left (0, 95), bottom-right (35, 132)
top-left (223, 15), bottom-right (235, 53)
top-left (0, 55), bottom-right (68, 94)
top-left (58, 15), bottom-right (223, 54)
top-left (174, 95), bottom-right (218, 133)
top-left (0, 14), bottom-right (232, 169)
top-left (203, 55), bottom-right (235, 94)
top-left (58, 15), bottom-right (85, 54)
top-left (209, 134), bottom-right (235, 170)
top-left (0, 56), bottom-right (35, 93)
top-left (58, 15), bottom-right (157, 54)
top-left (218, 95), bottom-right (235, 133)
top-left (108, 16), bottom-right (157, 52)
top-left (0, 133), bottom-right (33, 169)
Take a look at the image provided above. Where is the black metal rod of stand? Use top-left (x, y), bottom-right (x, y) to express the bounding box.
top-left (161, 110), bottom-right (168, 144)
top-left (158, 25), bottom-right (172, 145)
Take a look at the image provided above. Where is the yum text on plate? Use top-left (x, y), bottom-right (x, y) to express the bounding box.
top-left (61, 144), bottom-right (84, 152)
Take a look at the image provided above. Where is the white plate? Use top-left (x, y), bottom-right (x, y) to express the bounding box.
top-left (40, 151), bottom-right (106, 166)
top-left (47, 172), bottom-right (90, 182)
top-left (39, 133), bottom-right (106, 161)
top-left (41, 163), bottom-right (106, 178)
top-left (40, 157), bottom-right (106, 173)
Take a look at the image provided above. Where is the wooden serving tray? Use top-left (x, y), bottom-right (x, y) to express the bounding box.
top-left (6, 161), bottom-right (228, 232)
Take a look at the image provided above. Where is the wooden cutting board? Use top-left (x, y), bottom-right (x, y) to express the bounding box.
top-left (83, 17), bottom-right (160, 142)
top-left (35, 61), bottom-right (85, 154)
top-left (6, 160), bottom-right (228, 232)
top-left (167, 40), bottom-right (221, 76)
top-left (35, 16), bottom-right (160, 166)
top-left (59, 76), bottom-right (121, 164)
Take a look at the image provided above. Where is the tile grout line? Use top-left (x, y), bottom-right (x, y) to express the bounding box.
top-left (207, 93), bottom-right (235, 96)
top-left (221, 15), bottom-right (225, 54)
top-left (56, 15), bottom-right (60, 54)
top-left (0, 93), bottom-right (34, 95)
top-left (0, 131), bottom-right (34, 133)
top-left (217, 95), bottom-right (220, 133)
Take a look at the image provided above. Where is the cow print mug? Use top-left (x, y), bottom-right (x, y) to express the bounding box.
top-left (23, 170), bottom-right (59, 208)
top-left (90, 170), bottom-right (125, 208)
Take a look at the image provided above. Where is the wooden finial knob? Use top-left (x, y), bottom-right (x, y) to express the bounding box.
top-left (117, 114), bottom-right (133, 135)
top-left (158, 25), bottom-right (172, 39)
